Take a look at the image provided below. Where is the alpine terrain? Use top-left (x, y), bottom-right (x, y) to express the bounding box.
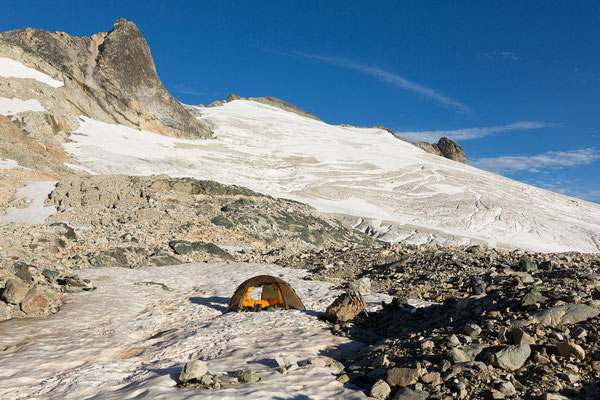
top-left (0, 19), bottom-right (599, 400)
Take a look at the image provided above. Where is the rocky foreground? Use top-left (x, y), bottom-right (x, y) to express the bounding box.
top-left (282, 245), bottom-right (600, 399)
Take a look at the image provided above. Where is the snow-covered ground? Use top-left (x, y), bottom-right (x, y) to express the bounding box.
top-left (0, 96), bottom-right (46, 115)
top-left (0, 157), bottom-right (19, 170)
top-left (62, 100), bottom-right (600, 253)
top-left (0, 262), bottom-right (394, 399)
top-left (0, 181), bottom-right (57, 224)
top-left (0, 57), bottom-right (64, 88)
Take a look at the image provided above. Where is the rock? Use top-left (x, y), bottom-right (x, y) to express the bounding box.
top-left (0, 301), bottom-right (9, 320)
top-left (373, 353), bottom-right (391, 368)
top-left (512, 328), bottom-right (535, 345)
top-left (348, 277), bottom-right (371, 292)
top-left (1, 279), bottom-right (30, 305)
top-left (570, 326), bottom-right (587, 339)
top-left (464, 323), bottom-right (482, 337)
top-left (210, 215), bottom-right (234, 228)
top-left (447, 334), bottom-right (461, 348)
top-left (20, 287), bottom-right (51, 314)
top-left (555, 343), bottom-right (585, 361)
top-left (275, 354), bottom-right (298, 369)
top-left (386, 367), bottom-right (420, 387)
top-left (488, 344), bottom-right (531, 371)
top-left (444, 348), bottom-right (471, 364)
top-left (8, 262), bottom-right (35, 283)
top-left (497, 381), bottom-right (517, 397)
top-left (42, 269), bottom-right (60, 279)
top-left (237, 369), bottom-right (260, 383)
top-left (544, 394), bottom-right (569, 400)
top-left (420, 372), bottom-right (442, 385)
top-left (530, 304), bottom-right (599, 328)
top-left (325, 292), bottom-right (365, 322)
top-left (559, 373), bottom-right (580, 384)
top-left (168, 240), bottom-right (234, 260)
top-left (178, 360), bottom-right (208, 383)
top-left (392, 387), bottom-right (430, 400)
top-left (521, 288), bottom-right (548, 307)
top-left (370, 379), bottom-right (391, 400)
top-left (90, 248), bottom-right (129, 268)
top-left (518, 257), bottom-right (538, 273)
top-left (336, 374), bottom-right (350, 384)
top-left (435, 137), bottom-right (467, 164)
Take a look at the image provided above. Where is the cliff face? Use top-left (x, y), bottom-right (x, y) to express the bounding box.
top-left (406, 136), bottom-right (468, 164)
top-left (0, 18), bottom-right (211, 141)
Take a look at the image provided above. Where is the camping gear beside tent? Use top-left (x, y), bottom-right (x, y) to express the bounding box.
top-left (228, 275), bottom-right (305, 312)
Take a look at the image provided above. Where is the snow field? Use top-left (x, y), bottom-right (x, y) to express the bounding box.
top-left (0, 262), bottom-right (393, 399)
top-left (0, 96), bottom-right (46, 115)
top-left (0, 181), bottom-right (57, 224)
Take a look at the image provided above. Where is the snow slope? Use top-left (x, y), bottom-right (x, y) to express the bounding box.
top-left (0, 57), bottom-right (64, 88)
top-left (0, 181), bottom-right (57, 224)
top-left (0, 96), bottom-right (45, 115)
top-left (62, 100), bottom-right (600, 253)
top-left (0, 262), bottom-right (394, 399)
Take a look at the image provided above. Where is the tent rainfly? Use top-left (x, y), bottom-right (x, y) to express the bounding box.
top-left (228, 275), bottom-right (305, 312)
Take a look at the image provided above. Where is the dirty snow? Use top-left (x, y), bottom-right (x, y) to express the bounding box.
top-left (0, 96), bottom-right (46, 115)
top-left (62, 100), bottom-right (600, 253)
top-left (0, 57), bottom-right (64, 88)
top-left (0, 262), bottom-right (395, 399)
top-left (0, 158), bottom-right (19, 170)
top-left (0, 181), bottom-right (57, 224)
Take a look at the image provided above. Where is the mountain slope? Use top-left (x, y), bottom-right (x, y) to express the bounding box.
top-left (63, 100), bottom-right (600, 253)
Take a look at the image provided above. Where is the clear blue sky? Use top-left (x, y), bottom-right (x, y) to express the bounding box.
top-left (4, 1), bottom-right (600, 203)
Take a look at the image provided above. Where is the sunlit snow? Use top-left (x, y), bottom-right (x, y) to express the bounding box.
top-left (62, 100), bottom-right (600, 253)
top-left (0, 181), bottom-right (57, 224)
top-left (0, 57), bottom-right (64, 88)
top-left (0, 96), bottom-right (46, 115)
top-left (0, 262), bottom-right (395, 400)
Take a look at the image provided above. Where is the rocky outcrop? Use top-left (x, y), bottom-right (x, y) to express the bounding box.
top-left (405, 136), bottom-right (467, 164)
top-left (0, 18), bottom-right (211, 142)
top-left (199, 93), bottom-right (321, 121)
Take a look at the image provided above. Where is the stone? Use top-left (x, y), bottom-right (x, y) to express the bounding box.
top-left (1, 279), bottom-right (29, 305)
top-left (570, 326), bottom-right (587, 339)
top-left (387, 367), bottom-right (420, 387)
top-left (90, 248), bottom-right (129, 268)
top-left (178, 360), bottom-right (208, 383)
top-left (210, 215), bottom-right (234, 228)
top-left (370, 379), bottom-right (391, 400)
top-left (9, 262), bottom-right (35, 283)
top-left (42, 269), bottom-right (60, 279)
top-left (559, 373), bottom-right (580, 384)
top-left (529, 304), bottom-right (599, 328)
top-left (488, 344), bottom-right (531, 371)
top-left (336, 374), bottom-right (350, 384)
top-left (555, 343), bottom-right (585, 361)
top-left (464, 323), bottom-right (482, 337)
top-left (497, 381), bottom-right (517, 397)
top-left (512, 328), bottom-right (535, 345)
top-left (348, 277), bottom-right (371, 292)
top-left (275, 354), bottom-right (298, 369)
top-left (447, 334), bottom-right (460, 348)
top-left (20, 287), bottom-right (51, 314)
top-left (521, 288), bottom-right (548, 307)
top-left (544, 394), bottom-right (569, 400)
top-left (444, 348), bottom-right (470, 364)
top-left (0, 301), bottom-right (9, 320)
top-left (518, 257), bottom-right (538, 273)
top-left (237, 369), bottom-right (260, 383)
top-left (373, 353), bottom-right (391, 368)
top-left (392, 387), bottom-right (430, 400)
top-left (420, 372), bottom-right (442, 385)
top-left (325, 292), bottom-right (365, 322)
top-left (435, 137), bottom-right (467, 164)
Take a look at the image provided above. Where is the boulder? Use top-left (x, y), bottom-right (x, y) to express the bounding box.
top-left (436, 137), bottom-right (467, 164)
top-left (488, 344), bottom-right (531, 371)
top-left (370, 379), bottom-right (391, 400)
top-left (325, 292), bottom-right (365, 322)
top-left (530, 304), bottom-right (599, 328)
top-left (386, 367), bottom-right (420, 387)
top-left (518, 257), bottom-right (538, 273)
top-left (521, 288), bottom-right (548, 307)
top-left (1, 279), bottom-right (30, 305)
top-left (8, 262), bottom-right (35, 283)
top-left (392, 387), bottom-right (430, 400)
top-left (20, 286), bottom-right (51, 314)
top-left (512, 328), bottom-right (535, 345)
top-left (237, 369), bottom-right (260, 383)
top-left (178, 360), bottom-right (208, 383)
top-left (555, 343), bottom-right (585, 361)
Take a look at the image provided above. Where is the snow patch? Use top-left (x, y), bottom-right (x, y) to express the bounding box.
top-left (0, 262), bottom-right (378, 399)
top-left (0, 181), bottom-right (57, 224)
top-left (0, 57), bottom-right (64, 87)
top-left (0, 158), bottom-right (19, 170)
top-left (0, 96), bottom-right (46, 115)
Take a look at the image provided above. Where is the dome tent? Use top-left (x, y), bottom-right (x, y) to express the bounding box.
top-left (228, 275), bottom-right (305, 312)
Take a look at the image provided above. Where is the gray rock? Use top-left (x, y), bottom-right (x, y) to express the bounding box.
top-left (488, 344), bottom-right (531, 371)
top-left (8, 262), bottom-right (35, 283)
top-left (447, 334), bottom-right (461, 348)
top-left (237, 369), bottom-right (260, 383)
top-left (275, 354), bottom-right (298, 369)
top-left (512, 328), bottom-right (535, 345)
top-left (555, 343), bottom-right (585, 361)
top-left (179, 360), bottom-right (208, 383)
top-left (90, 248), bottom-right (129, 268)
top-left (518, 257), bottom-right (538, 273)
top-left (570, 326), bottom-right (587, 339)
top-left (464, 323), bottom-right (482, 337)
top-left (530, 304), bottom-right (599, 328)
top-left (370, 379), bottom-right (391, 400)
top-left (392, 387), bottom-right (430, 400)
top-left (521, 288), bottom-right (548, 307)
top-left (497, 381), bottom-right (517, 397)
top-left (444, 348), bottom-right (471, 364)
top-left (1, 279), bottom-right (30, 305)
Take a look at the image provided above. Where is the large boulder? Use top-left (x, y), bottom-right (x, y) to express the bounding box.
top-left (386, 367), bottom-right (420, 388)
top-left (530, 304), bottom-right (599, 328)
top-left (1, 279), bottom-right (30, 305)
top-left (20, 286), bottom-right (51, 314)
top-left (325, 292), bottom-right (366, 322)
top-left (178, 360), bottom-right (208, 383)
top-left (488, 344), bottom-right (531, 371)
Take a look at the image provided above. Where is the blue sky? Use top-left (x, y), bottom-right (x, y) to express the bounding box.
top-left (4, 1), bottom-right (600, 202)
